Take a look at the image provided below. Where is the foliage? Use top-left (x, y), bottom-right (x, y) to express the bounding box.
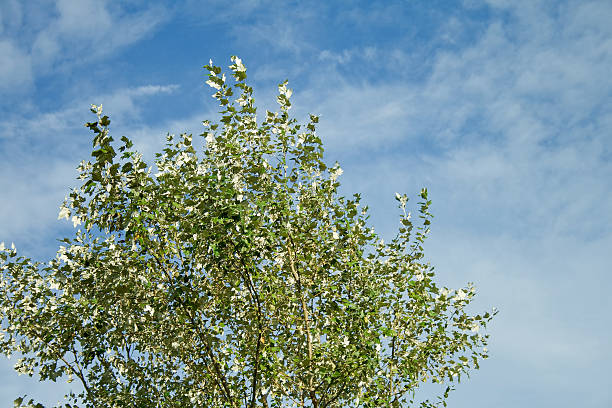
top-left (0, 57), bottom-right (496, 408)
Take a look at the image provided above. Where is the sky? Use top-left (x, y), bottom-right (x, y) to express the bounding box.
top-left (1, 0), bottom-right (611, 406)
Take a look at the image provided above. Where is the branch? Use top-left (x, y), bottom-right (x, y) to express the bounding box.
top-left (286, 235), bottom-right (318, 408)
top-left (235, 251), bottom-right (267, 408)
top-left (150, 241), bottom-right (236, 407)
top-left (317, 367), bottom-right (350, 408)
top-left (183, 294), bottom-right (237, 408)
top-left (69, 343), bottom-right (96, 404)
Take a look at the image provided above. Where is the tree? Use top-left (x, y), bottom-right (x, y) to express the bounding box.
top-left (0, 56), bottom-right (496, 408)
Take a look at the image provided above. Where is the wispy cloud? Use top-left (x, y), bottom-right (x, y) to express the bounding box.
top-left (0, 39), bottom-right (33, 92)
top-left (0, 0), bottom-right (169, 93)
top-left (0, 82), bottom-right (183, 255)
top-left (1, 1), bottom-right (611, 406)
top-left (301, 3), bottom-right (612, 405)
top-left (265, 5), bottom-right (611, 405)
top-left (297, 0), bottom-right (612, 234)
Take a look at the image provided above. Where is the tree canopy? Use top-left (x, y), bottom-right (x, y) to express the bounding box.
top-left (0, 57), bottom-right (496, 408)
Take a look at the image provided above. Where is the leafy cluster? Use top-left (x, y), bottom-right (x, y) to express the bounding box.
top-left (0, 57), bottom-right (496, 408)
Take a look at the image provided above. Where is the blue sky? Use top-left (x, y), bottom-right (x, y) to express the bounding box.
top-left (1, 0), bottom-right (611, 406)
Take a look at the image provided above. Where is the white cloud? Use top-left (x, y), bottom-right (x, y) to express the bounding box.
top-left (0, 83), bottom-right (180, 142)
top-left (54, 0), bottom-right (113, 35)
top-left (0, 40), bottom-right (33, 92)
top-left (233, 14), bottom-right (312, 55)
top-left (0, 82), bottom-right (187, 254)
top-left (114, 110), bottom-right (208, 162)
top-left (430, 229), bottom-right (611, 359)
top-left (0, 159), bottom-right (77, 251)
top-left (1, 0), bottom-right (169, 93)
top-left (297, 0), bottom-right (612, 240)
top-left (33, 0), bottom-right (168, 69)
top-left (319, 49), bottom-right (354, 65)
top-left (128, 84), bottom-right (180, 96)
top-left (1, 2), bottom-right (611, 405)
top-left (96, 84), bottom-right (181, 122)
top-left (284, 7), bottom-right (612, 404)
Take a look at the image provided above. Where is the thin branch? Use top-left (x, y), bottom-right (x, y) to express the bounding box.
top-left (69, 343), bottom-right (96, 404)
top-left (183, 295), bottom-right (237, 408)
top-left (286, 235), bottom-right (318, 408)
top-left (150, 239), bottom-right (236, 408)
top-left (320, 379), bottom-right (350, 408)
top-left (238, 256), bottom-right (265, 408)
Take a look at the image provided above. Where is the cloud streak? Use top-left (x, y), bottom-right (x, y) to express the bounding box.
top-left (0, 82), bottom-right (183, 256)
top-left (1, 1), bottom-right (611, 406)
top-left (0, 0), bottom-right (169, 93)
top-left (281, 4), bottom-right (612, 405)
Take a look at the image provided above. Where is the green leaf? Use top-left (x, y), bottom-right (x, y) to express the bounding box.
top-left (0, 56), bottom-right (495, 408)
top-left (121, 162), bottom-right (133, 173)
